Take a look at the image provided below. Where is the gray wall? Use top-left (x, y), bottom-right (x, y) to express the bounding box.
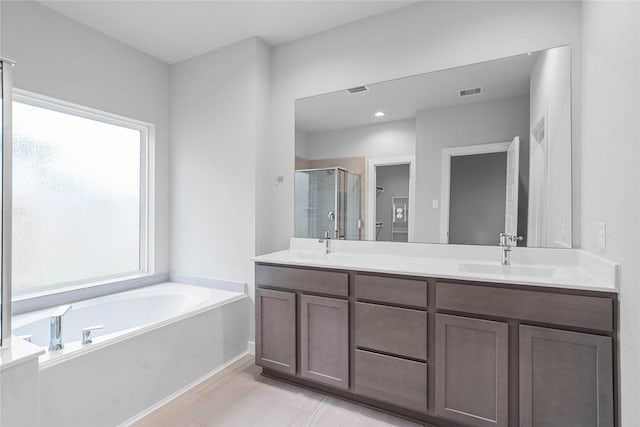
top-left (375, 164), bottom-right (410, 242)
top-left (581, 3), bottom-right (640, 425)
top-left (449, 152), bottom-right (507, 245)
top-left (414, 95), bottom-right (530, 243)
top-left (1, 1), bottom-right (172, 275)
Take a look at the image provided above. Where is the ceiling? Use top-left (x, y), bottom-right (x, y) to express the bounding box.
top-left (296, 51), bottom-right (540, 134)
top-left (39, 1), bottom-right (415, 64)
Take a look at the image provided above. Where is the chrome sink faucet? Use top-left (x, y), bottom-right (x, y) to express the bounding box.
top-left (49, 304), bottom-right (72, 351)
top-left (499, 233), bottom-right (523, 266)
top-left (319, 230), bottom-right (331, 254)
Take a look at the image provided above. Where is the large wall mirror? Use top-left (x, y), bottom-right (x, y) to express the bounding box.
top-left (295, 46), bottom-right (572, 248)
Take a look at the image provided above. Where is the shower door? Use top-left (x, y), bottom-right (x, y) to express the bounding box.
top-left (342, 171), bottom-right (361, 240)
top-left (294, 168), bottom-right (361, 240)
top-left (294, 169), bottom-right (338, 239)
top-left (0, 58), bottom-right (14, 348)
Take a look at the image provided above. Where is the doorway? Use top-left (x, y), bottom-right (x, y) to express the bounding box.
top-left (449, 152), bottom-right (507, 245)
top-left (375, 164), bottom-right (410, 242)
top-left (366, 156), bottom-right (415, 241)
top-left (440, 138), bottom-right (522, 245)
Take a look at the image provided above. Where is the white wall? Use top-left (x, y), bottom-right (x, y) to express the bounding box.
top-left (580, 2), bottom-right (640, 426)
top-left (260, 0), bottom-right (582, 255)
top-left (529, 46), bottom-right (572, 248)
top-left (0, 1), bottom-right (171, 275)
top-left (303, 119), bottom-right (415, 160)
top-left (170, 37), bottom-right (270, 338)
top-left (414, 95), bottom-right (530, 243)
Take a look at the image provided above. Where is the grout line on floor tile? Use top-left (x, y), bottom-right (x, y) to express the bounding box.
top-left (305, 394), bottom-right (329, 427)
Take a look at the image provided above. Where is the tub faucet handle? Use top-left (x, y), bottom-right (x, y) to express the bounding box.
top-left (82, 325), bottom-right (103, 345)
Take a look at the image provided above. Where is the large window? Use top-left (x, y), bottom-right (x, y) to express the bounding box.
top-left (12, 92), bottom-right (153, 295)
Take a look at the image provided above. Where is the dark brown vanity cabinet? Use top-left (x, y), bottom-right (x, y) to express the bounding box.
top-left (519, 325), bottom-right (614, 427)
top-left (300, 294), bottom-right (349, 389)
top-left (434, 314), bottom-right (509, 427)
top-left (353, 274), bottom-right (429, 413)
top-left (255, 263), bottom-right (617, 427)
top-left (255, 264), bottom-right (350, 389)
top-left (255, 288), bottom-right (296, 374)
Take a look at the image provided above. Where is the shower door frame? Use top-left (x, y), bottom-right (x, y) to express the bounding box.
top-left (1, 58), bottom-right (15, 348)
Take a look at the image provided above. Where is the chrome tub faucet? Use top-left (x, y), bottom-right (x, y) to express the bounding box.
top-left (499, 233), bottom-right (523, 266)
top-left (49, 304), bottom-right (72, 351)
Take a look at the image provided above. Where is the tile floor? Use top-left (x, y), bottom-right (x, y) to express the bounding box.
top-left (134, 355), bottom-right (426, 427)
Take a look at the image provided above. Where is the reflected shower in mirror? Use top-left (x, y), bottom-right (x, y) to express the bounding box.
top-left (294, 46), bottom-right (572, 248)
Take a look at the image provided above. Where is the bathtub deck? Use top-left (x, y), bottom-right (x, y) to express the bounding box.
top-left (134, 355), bottom-right (428, 427)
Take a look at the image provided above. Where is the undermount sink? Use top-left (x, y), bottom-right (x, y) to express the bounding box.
top-left (290, 251), bottom-right (327, 261)
top-left (289, 251), bottom-right (352, 264)
top-left (458, 263), bottom-right (558, 278)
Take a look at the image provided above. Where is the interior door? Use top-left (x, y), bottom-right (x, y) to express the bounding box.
top-left (504, 136), bottom-right (520, 235)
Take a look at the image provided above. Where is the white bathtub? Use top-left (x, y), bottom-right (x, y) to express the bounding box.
top-left (12, 282), bottom-right (251, 426)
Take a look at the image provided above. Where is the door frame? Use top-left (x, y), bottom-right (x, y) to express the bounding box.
top-left (439, 142), bottom-right (511, 243)
top-left (366, 156), bottom-right (416, 241)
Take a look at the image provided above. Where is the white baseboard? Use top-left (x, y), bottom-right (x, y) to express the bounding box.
top-left (119, 351), bottom-right (250, 426)
top-left (247, 340), bottom-right (255, 355)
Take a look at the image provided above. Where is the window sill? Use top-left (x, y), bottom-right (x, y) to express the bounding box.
top-left (11, 273), bottom-right (169, 315)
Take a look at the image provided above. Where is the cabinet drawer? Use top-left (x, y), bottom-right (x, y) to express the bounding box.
top-left (355, 302), bottom-right (427, 360)
top-left (256, 264), bottom-right (348, 296)
top-left (436, 281), bottom-right (613, 332)
top-left (355, 274), bottom-right (427, 308)
top-left (355, 349), bottom-right (427, 413)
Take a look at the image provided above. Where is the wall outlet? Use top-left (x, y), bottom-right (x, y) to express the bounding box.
top-left (597, 222), bottom-right (606, 251)
top-left (432, 199), bottom-right (439, 209)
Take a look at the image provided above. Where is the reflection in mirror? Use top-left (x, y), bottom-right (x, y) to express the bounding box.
top-left (295, 46), bottom-right (572, 248)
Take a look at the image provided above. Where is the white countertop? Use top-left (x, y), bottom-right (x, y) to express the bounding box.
top-left (0, 337), bottom-right (45, 371)
top-left (253, 238), bottom-right (618, 293)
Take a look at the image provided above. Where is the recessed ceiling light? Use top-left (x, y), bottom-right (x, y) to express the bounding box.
top-left (374, 111), bottom-right (385, 117)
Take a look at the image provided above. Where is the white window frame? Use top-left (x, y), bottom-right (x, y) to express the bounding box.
top-left (12, 89), bottom-right (155, 298)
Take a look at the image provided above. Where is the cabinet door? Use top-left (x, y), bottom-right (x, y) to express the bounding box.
top-left (300, 294), bottom-right (349, 389)
top-left (255, 288), bottom-right (296, 374)
top-left (519, 325), bottom-right (614, 427)
top-left (435, 314), bottom-right (509, 427)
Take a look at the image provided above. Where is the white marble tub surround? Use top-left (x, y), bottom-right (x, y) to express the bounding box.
top-left (1, 338), bottom-right (44, 427)
top-left (12, 282), bottom-right (246, 366)
top-left (253, 238), bottom-right (619, 293)
top-left (10, 281), bottom-right (251, 426)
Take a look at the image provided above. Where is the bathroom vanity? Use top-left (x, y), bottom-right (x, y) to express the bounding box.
top-left (253, 242), bottom-right (618, 427)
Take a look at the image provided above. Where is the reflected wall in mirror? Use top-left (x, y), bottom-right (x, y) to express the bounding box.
top-left (295, 46), bottom-right (572, 248)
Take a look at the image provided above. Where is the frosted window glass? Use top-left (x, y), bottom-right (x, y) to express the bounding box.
top-left (12, 101), bottom-right (142, 293)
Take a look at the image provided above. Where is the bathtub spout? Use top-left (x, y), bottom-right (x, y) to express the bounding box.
top-left (49, 304), bottom-right (72, 351)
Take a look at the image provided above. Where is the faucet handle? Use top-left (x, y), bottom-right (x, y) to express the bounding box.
top-left (82, 325), bottom-right (103, 345)
top-left (324, 230), bottom-right (331, 240)
top-left (499, 233), bottom-right (523, 245)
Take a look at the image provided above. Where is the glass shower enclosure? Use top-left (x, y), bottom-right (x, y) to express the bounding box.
top-left (295, 168), bottom-right (361, 240)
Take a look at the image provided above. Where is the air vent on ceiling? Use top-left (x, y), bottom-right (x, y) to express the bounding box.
top-left (459, 87), bottom-right (483, 97)
top-left (346, 85), bottom-right (370, 94)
